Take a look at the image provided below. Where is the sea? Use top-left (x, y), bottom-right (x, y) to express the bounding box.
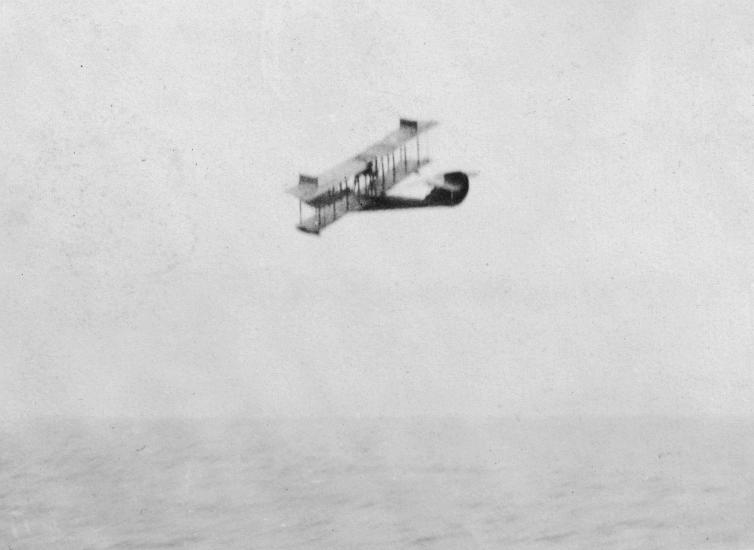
top-left (2, 416), bottom-right (753, 549)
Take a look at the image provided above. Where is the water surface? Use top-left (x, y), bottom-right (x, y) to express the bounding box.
top-left (2, 417), bottom-right (753, 549)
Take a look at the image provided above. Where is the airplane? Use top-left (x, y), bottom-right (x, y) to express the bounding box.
top-left (286, 118), bottom-right (471, 234)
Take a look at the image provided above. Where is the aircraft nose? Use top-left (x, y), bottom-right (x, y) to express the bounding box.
top-left (444, 172), bottom-right (470, 204)
top-left (424, 171), bottom-right (469, 206)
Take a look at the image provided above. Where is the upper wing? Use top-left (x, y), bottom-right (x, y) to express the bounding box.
top-left (287, 119), bottom-right (438, 205)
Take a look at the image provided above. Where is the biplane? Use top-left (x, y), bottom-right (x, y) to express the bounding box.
top-left (287, 119), bottom-right (470, 234)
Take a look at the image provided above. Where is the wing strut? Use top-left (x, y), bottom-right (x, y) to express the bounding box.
top-left (417, 134), bottom-right (421, 169)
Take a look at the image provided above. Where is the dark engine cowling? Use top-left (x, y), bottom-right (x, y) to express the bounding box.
top-left (424, 171), bottom-right (470, 206)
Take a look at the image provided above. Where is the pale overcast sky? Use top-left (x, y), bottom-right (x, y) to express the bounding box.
top-left (2, 1), bottom-right (754, 417)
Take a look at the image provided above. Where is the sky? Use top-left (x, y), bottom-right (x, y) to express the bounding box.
top-left (2, 1), bottom-right (754, 418)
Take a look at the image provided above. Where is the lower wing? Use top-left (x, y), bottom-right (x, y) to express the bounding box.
top-left (297, 171), bottom-right (473, 234)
